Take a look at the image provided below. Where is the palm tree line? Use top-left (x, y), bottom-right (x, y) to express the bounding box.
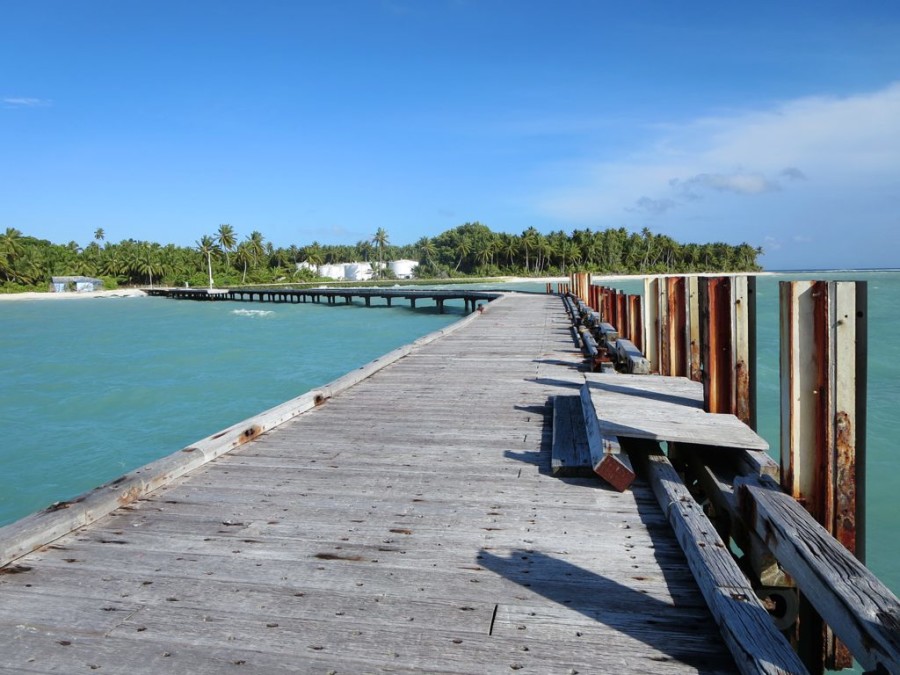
top-left (0, 222), bottom-right (762, 291)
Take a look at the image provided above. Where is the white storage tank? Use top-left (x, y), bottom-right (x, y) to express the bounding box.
top-left (389, 259), bottom-right (419, 279)
top-left (318, 264), bottom-right (346, 280)
top-left (345, 262), bottom-right (374, 281)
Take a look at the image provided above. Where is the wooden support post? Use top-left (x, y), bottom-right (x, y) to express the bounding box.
top-left (779, 280), bottom-right (867, 671)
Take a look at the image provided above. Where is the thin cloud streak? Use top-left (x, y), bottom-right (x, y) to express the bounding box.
top-left (3, 97), bottom-right (52, 108)
top-left (535, 81), bottom-right (900, 222)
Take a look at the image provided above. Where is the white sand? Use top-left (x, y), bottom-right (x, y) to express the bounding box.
top-left (0, 289), bottom-right (148, 302)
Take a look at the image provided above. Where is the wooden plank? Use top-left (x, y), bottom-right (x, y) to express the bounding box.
top-left (0, 294), bottom-right (738, 674)
top-left (583, 374), bottom-right (769, 451)
top-left (632, 445), bottom-right (808, 675)
top-left (740, 481), bottom-right (900, 673)
top-left (580, 384), bottom-right (636, 491)
top-left (551, 396), bottom-right (593, 477)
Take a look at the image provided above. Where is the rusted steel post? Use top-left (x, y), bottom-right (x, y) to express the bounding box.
top-left (661, 276), bottom-right (688, 377)
top-left (643, 277), bottom-right (660, 373)
top-left (616, 291), bottom-right (628, 338)
top-left (734, 276), bottom-right (757, 430)
top-left (628, 294), bottom-right (642, 352)
top-left (688, 276), bottom-right (702, 382)
top-left (698, 276), bottom-right (733, 415)
top-left (779, 280), bottom-right (867, 671)
top-left (658, 277), bottom-right (671, 375)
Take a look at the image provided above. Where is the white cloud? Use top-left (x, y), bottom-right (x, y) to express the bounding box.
top-left (672, 172), bottom-right (781, 197)
top-left (535, 81), bottom-right (900, 222)
top-left (3, 97), bottom-right (51, 108)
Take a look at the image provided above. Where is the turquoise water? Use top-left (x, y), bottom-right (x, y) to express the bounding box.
top-left (0, 295), bottom-right (458, 524)
top-left (1, 275), bottom-right (897, 605)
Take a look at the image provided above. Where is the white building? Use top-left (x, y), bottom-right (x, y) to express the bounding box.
top-left (389, 259), bottom-right (419, 279)
top-left (317, 264), bottom-right (346, 280)
top-left (345, 262), bottom-right (374, 281)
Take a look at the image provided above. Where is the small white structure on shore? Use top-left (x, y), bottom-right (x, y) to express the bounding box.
top-left (389, 259), bottom-right (419, 279)
top-left (345, 262), bottom-right (374, 281)
top-left (313, 260), bottom-right (418, 280)
top-left (50, 276), bottom-right (104, 293)
top-left (318, 264), bottom-right (346, 280)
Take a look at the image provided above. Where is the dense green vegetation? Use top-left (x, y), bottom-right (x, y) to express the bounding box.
top-left (0, 222), bottom-right (762, 292)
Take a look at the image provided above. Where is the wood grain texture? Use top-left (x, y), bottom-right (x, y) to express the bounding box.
top-left (0, 294), bottom-right (739, 674)
top-left (635, 449), bottom-right (808, 675)
top-left (550, 395), bottom-right (593, 477)
top-left (740, 481), bottom-right (900, 673)
top-left (583, 373), bottom-right (769, 451)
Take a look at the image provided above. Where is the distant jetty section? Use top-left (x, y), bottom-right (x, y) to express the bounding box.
top-left (145, 286), bottom-right (501, 313)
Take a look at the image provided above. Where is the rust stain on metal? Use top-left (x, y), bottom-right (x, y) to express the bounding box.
top-left (735, 358), bottom-right (751, 426)
top-left (834, 410), bottom-right (857, 553)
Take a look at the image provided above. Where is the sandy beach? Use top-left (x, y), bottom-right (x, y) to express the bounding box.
top-left (0, 289), bottom-right (148, 302)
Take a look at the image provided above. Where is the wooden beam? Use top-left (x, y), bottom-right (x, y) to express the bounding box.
top-left (579, 384), bottom-right (636, 491)
top-left (631, 444), bottom-right (808, 675)
top-left (739, 481), bottom-right (900, 674)
top-left (614, 339), bottom-right (651, 374)
top-left (551, 396), bottom-right (593, 477)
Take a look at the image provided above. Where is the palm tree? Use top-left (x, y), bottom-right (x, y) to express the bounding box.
top-left (234, 242), bottom-right (254, 283)
top-left (520, 227), bottom-right (539, 272)
top-left (453, 236), bottom-right (472, 272)
top-left (1, 227), bottom-right (26, 282)
top-left (217, 224), bottom-right (237, 267)
top-left (196, 235), bottom-right (219, 288)
top-left (304, 242), bottom-right (324, 267)
top-left (127, 242), bottom-right (162, 287)
top-left (93, 228), bottom-right (105, 244)
top-left (371, 227), bottom-right (389, 277)
top-left (415, 236), bottom-right (436, 267)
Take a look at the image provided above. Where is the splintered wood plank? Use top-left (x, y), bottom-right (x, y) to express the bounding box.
top-left (0, 294), bottom-right (736, 674)
top-left (550, 395), bottom-right (593, 476)
top-left (583, 373), bottom-right (768, 451)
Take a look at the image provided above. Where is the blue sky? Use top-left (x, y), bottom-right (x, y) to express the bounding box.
top-left (2, 1), bottom-right (899, 270)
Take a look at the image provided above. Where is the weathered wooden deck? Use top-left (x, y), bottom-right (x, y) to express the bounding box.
top-left (0, 294), bottom-right (738, 674)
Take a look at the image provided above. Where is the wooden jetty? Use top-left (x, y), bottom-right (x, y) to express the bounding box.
top-left (145, 286), bottom-right (501, 314)
top-left (1, 292), bottom-right (897, 673)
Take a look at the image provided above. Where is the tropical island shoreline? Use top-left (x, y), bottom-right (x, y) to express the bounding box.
top-left (0, 271), bottom-right (782, 303)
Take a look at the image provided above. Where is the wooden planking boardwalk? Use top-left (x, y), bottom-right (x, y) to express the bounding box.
top-left (0, 294), bottom-right (737, 674)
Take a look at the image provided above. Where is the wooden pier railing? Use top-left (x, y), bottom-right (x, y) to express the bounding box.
top-left (560, 272), bottom-right (897, 674)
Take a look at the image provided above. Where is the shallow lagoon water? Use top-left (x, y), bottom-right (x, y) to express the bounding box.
top-left (1, 275), bottom-right (898, 606)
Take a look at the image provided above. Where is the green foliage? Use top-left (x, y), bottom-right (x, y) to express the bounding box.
top-left (0, 222), bottom-right (763, 292)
